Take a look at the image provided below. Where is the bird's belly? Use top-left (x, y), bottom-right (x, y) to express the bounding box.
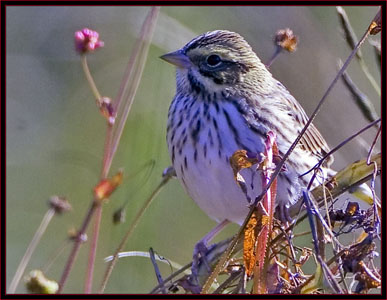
top-left (171, 116), bottom-right (266, 225)
top-left (176, 146), bottom-right (261, 224)
top-left (177, 149), bottom-right (262, 225)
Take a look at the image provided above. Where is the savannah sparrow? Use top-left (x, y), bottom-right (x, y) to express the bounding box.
top-left (161, 30), bottom-right (333, 225)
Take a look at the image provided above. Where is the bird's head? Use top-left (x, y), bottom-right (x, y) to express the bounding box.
top-left (161, 30), bottom-right (271, 95)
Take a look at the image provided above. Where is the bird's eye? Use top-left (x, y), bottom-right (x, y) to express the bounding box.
top-left (206, 54), bottom-right (222, 67)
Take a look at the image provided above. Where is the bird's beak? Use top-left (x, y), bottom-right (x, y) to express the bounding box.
top-left (160, 50), bottom-right (191, 68)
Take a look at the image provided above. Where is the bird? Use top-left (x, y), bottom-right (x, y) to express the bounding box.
top-left (161, 30), bottom-right (334, 227)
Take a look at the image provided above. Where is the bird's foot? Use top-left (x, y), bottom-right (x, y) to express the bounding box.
top-left (276, 203), bottom-right (294, 224)
top-left (191, 240), bottom-right (216, 281)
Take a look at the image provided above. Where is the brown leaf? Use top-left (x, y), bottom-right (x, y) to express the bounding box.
top-left (253, 204), bottom-right (271, 293)
top-left (243, 207), bottom-right (259, 277)
top-left (298, 248), bottom-right (313, 266)
top-left (230, 150), bottom-right (260, 182)
top-left (94, 170), bottom-right (123, 202)
top-left (355, 261), bottom-right (381, 292)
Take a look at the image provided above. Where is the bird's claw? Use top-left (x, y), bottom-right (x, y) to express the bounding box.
top-left (191, 241), bottom-right (214, 280)
top-left (277, 203), bottom-right (294, 224)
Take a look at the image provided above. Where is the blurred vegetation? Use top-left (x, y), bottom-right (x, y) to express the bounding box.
top-left (6, 6), bottom-right (380, 293)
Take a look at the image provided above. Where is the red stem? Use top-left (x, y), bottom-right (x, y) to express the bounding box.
top-left (57, 7), bottom-right (159, 293)
top-left (57, 202), bottom-right (97, 293)
top-left (84, 124), bottom-right (114, 293)
top-left (84, 205), bottom-right (103, 293)
top-left (84, 7), bottom-right (159, 293)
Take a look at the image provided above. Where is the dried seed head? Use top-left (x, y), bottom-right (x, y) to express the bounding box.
top-left (369, 10), bottom-right (381, 35)
top-left (274, 28), bottom-right (298, 52)
top-left (345, 201), bottom-right (360, 216)
top-left (49, 196), bottom-right (71, 214)
top-left (68, 227), bottom-right (88, 243)
top-left (113, 207), bottom-right (126, 224)
top-left (25, 270), bottom-right (58, 294)
top-left (97, 97), bottom-right (116, 125)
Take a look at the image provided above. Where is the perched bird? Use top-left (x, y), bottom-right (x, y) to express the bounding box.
top-left (161, 30), bottom-right (334, 226)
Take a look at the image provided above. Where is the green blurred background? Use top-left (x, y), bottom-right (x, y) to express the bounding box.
top-left (6, 6), bottom-right (381, 293)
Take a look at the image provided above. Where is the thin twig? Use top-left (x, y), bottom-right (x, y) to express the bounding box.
top-left (368, 39), bottom-right (381, 71)
top-left (149, 262), bottom-right (192, 294)
top-left (274, 153), bottom-right (381, 257)
top-left (366, 127), bottom-right (381, 231)
top-left (81, 55), bottom-right (102, 101)
top-left (303, 191), bottom-right (320, 257)
top-left (212, 271), bottom-right (242, 294)
top-left (57, 202), bottom-right (97, 293)
top-left (84, 205), bottom-right (103, 293)
top-left (84, 125), bottom-right (114, 293)
top-left (149, 248), bottom-right (167, 294)
top-left (8, 208), bottom-right (56, 293)
top-left (302, 118), bottom-right (380, 186)
top-left (319, 257), bottom-right (344, 293)
top-left (105, 250), bottom-right (186, 271)
top-left (366, 126), bottom-right (381, 165)
top-left (105, 7), bottom-right (160, 174)
top-left (336, 6), bottom-right (363, 60)
top-left (98, 174), bottom-right (172, 293)
top-left (293, 248), bottom-right (348, 293)
top-left (336, 6), bottom-right (381, 96)
top-left (42, 239), bottom-right (71, 274)
top-left (339, 60), bottom-right (379, 124)
top-left (266, 46), bottom-right (281, 68)
top-left (358, 57), bottom-right (381, 96)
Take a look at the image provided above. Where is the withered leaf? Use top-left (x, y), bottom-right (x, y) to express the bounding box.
top-left (244, 207), bottom-right (259, 277)
top-left (230, 150), bottom-right (260, 182)
top-left (94, 170), bottom-right (123, 202)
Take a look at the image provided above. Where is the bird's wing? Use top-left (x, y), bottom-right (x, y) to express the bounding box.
top-left (288, 96), bottom-right (334, 168)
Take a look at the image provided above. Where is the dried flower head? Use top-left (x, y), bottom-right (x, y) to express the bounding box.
top-left (113, 207), bottom-right (126, 224)
top-left (68, 227), bottom-right (88, 243)
top-left (274, 28), bottom-right (298, 52)
top-left (369, 10), bottom-right (381, 35)
top-left (49, 195), bottom-right (71, 214)
top-left (354, 261), bottom-right (381, 293)
top-left (97, 97), bottom-right (116, 125)
top-left (74, 28), bottom-right (104, 54)
top-left (25, 270), bottom-right (58, 294)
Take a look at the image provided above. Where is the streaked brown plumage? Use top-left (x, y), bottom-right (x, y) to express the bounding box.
top-left (162, 30), bottom-right (333, 224)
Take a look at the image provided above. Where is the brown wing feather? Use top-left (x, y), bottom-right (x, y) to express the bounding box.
top-left (290, 98), bottom-right (334, 168)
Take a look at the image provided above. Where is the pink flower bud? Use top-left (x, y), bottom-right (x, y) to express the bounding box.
top-left (74, 28), bottom-right (104, 54)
